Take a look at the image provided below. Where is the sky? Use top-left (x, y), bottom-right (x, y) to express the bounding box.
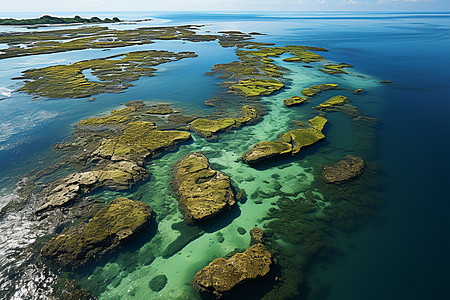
top-left (0, 0), bottom-right (449, 13)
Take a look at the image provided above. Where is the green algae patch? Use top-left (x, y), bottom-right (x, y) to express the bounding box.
top-left (96, 121), bottom-right (191, 160)
top-left (18, 50), bottom-right (197, 99)
top-left (41, 197), bottom-right (152, 270)
top-left (314, 95), bottom-right (349, 111)
top-left (283, 96), bottom-right (308, 107)
top-left (301, 84), bottom-right (338, 97)
top-left (241, 116), bottom-right (328, 164)
top-left (319, 63), bottom-right (353, 75)
top-left (230, 79), bottom-right (284, 97)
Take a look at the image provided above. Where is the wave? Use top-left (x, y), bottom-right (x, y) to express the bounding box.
top-left (0, 87), bottom-right (13, 98)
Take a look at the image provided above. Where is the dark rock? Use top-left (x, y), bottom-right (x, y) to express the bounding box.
top-left (322, 155), bottom-right (365, 183)
top-left (148, 275), bottom-right (168, 292)
top-left (237, 227), bottom-right (246, 235)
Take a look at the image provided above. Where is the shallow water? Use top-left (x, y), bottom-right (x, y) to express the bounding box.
top-left (0, 11), bottom-right (449, 299)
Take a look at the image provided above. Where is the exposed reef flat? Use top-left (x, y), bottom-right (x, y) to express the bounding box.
top-left (241, 116), bottom-right (327, 164)
top-left (41, 197), bottom-right (152, 270)
top-left (322, 155), bottom-right (365, 183)
top-left (189, 105), bottom-right (259, 138)
top-left (301, 83), bottom-right (339, 97)
top-left (284, 95), bottom-right (308, 107)
top-left (18, 50), bottom-right (197, 99)
top-left (319, 63), bottom-right (353, 75)
top-left (193, 243), bottom-right (275, 297)
top-left (172, 152), bottom-right (236, 222)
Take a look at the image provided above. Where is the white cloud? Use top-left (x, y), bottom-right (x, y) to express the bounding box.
top-left (316, 0), bottom-right (327, 4)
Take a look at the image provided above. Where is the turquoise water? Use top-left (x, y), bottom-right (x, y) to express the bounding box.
top-left (0, 12), bottom-right (449, 299)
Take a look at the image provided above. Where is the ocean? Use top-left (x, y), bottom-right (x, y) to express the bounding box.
top-left (0, 11), bottom-right (448, 299)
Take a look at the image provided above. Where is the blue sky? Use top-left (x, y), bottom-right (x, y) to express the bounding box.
top-left (1, 0), bottom-right (449, 12)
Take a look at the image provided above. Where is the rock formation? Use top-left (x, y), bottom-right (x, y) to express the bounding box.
top-left (322, 155), bottom-right (365, 183)
top-left (41, 197), bottom-right (152, 269)
top-left (172, 152), bottom-right (236, 222)
top-left (193, 243), bottom-right (275, 297)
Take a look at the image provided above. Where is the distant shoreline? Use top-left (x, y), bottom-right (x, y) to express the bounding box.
top-left (0, 15), bottom-right (122, 27)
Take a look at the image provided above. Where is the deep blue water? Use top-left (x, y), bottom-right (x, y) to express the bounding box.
top-left (0, 12), bottom-right (449, 299)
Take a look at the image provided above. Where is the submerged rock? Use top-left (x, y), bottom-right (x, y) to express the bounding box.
top-left (322, 155), bottom-right (365, 183)
top-left (41, 197), bottom-right (152, 269)
top-left (172, 152), bottom-right (236, 222)
top-left (193, 243), bottom-right (275, 298)
top-left (148, 275), bottom-right (168, 292)
top-left (250, 227), bottom-right (265, 246)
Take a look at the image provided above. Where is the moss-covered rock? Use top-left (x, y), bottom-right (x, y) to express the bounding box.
top-left (241, 116), bottom-right (328, 164)
top-left (301, 84), bottom-right (338, 97)
top-left (172, 152), bottom-right (236, 222)
top-left (314, 95), bottom-right (349, 110)
top-left (94, 121), bottom-right (191, 160)
top-left (189, 105), bottom-right (259, 138)
top-left (193, 243), bottom-right (275, 297)
top-left (18, 50), bottom-right (198, 99)
top-left (230, 79), bottom-right (284, 97)
top-left (322, 155), bottom-right (365, 183)
top-left (190, 118), bottom-right (236, 138)
top-left (41, 197), bottom-right (152, 270)
top-left (283, 96), bottom-right (307, 107)
top-left (241, 141), bottom-right (293, 164)
top-left (319, 63), bottom-right (353, 74)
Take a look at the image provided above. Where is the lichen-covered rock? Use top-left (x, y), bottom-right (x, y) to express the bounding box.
top-left (172, 152), bottom-right (236, 222)
top-left (283, 96), bottom-right (307, 107)
top-left (41, 197), bottom-right (152, 269)
top-left (301, 83), bottom-right (338, 97)
top-left (322, 155), bottom-right (365, 183)
top-left (193, 243), bottom-right (275, 297)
